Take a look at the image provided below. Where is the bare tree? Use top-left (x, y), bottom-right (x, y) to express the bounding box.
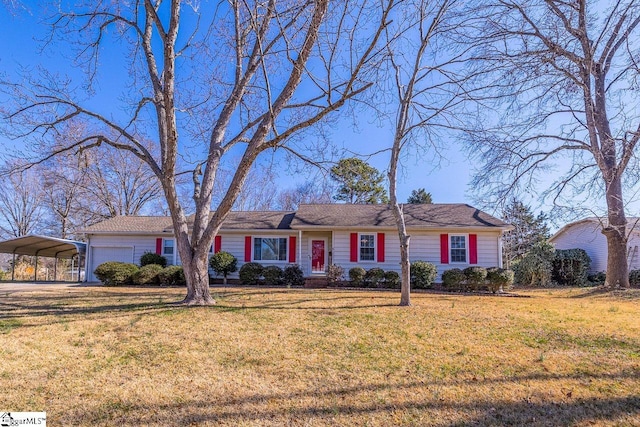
top-left (0, 167), bottom-right (44, 238)
top-left (276, 180), bottom-right (333, 210)
top-left (466, 0), bottom-right (640, 288)
top-left (384, 0), bottom-right (466, 305)
top-left (2, 0), bottom-right (395, 304)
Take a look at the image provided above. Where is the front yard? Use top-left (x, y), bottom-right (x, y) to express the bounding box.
top-left (0, 284), bottom-right (639, 426)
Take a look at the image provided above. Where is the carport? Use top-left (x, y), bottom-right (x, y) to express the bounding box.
top-left (0, 235), bottom-right (86, 282)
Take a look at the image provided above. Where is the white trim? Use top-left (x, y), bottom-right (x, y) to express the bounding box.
top-left (309, 238), bottom-right (328, 275)
top-left (252, 236), bottom-right (290, 263)
top-left (449, 234), bottom-right (469, 264)
top-left (358, 232), bottom-right (377, 263)
top-left (161, 238), bottom-right (176, 265)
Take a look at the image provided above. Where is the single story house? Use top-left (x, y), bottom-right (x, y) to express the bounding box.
top-left (82, 203), bottom-right (511, 282)
top-left (550, 217), bottom-right (640, 273)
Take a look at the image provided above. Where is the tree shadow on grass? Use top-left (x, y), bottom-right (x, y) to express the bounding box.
top-left (65, 372), bottom-right (640, 426)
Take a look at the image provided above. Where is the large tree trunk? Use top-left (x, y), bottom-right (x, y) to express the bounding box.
top-left (603, 175), bottom-right (629, 288)
top-left (181, 252), bottom-right (215, 305)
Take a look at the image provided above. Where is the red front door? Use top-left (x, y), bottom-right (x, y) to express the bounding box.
top-left (311, 240), bottom-right (325, 273)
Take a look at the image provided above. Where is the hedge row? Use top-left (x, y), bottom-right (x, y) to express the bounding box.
top-left (238, 263), bottom-right (306, 286)
top-left (441, 266), bottom-right (514, 293)
top-left (94, 262), bottom-right (186, 286)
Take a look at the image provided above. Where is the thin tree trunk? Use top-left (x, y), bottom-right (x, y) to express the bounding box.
top-left (182, 253), bottom-right (215, 305)
top-left (388, 148), bottom-right (411, 306)
top-left (603, 174), bottom-right (629, 288)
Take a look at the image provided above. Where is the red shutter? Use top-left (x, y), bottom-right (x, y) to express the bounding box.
top-left (214, 235), bottom-right (222, 254)
top-left (244, 236), bottom-right (252, 262)
top-left (469, 234), bottom-right (478, 264)
top-left (440, 234), bottom-right (449, 264)
top-left (350, 233), bottom-right (358, 262)
top-left (289, 236), bottom-right (296, 263)
top-left (155, 238), bottom-right (162, 255)
top-left (377, 233), bottom-right (385, 263)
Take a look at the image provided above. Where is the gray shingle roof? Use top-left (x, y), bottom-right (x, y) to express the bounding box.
top-left (82, 204), bottom-right (508, 234)
top-left (291, 204), bottom-right (509, 229)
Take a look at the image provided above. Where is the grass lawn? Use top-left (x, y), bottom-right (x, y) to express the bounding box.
top-left (0, 284), bottom-right (639, 426)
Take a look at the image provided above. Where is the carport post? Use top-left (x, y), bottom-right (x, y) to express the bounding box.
top-left (53, 256), bottom-right (58, 281)
top-left (11, 252), bottom-right (15, 281)
top-left (34, 255), bottom-right (38, 281)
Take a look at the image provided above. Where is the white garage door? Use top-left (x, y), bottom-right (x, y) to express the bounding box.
top-left (90, 246), bottom-right (134, 282)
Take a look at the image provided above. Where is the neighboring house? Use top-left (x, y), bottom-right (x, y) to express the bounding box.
top-left (82, 203), bottom-right (511, 282)
top-left (550, 217), bottom-right (640, 273)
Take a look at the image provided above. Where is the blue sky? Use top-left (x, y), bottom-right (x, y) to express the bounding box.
top-left (0, 3), bottom-right (625, 230)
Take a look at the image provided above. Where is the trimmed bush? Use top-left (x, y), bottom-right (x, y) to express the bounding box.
top-left (132, 264), bottom-right (163, 285)
top-left (327, 264), bottom-right (345, 285)
top-left (410, 261), bottom-right (437, 289)
top-left (158, 265), bottom-right (186, 286)
top-left (365, 267), bottom-right (385, 288)
top-left (442, 268), bottom-right (465, 291)
top-left (263, 265), bottom-right (284, 286)
top-left (552, 249), bottom-right (591, 287)
top-left (588, 271), bottom-right (606, 286)
top-left (514, 242), bottom-right (555, 287)
top-left (464, 266), bottom-right (487, 291)
top-left (349, 267), bottom-right (367, 286)
top-left (239, 262), bottom-right (263, 285)
top-left (486, 267), bottom-right (514, 293)
top-left (283, 265), bottom-right (305, 287)
top-left (384, 271), bottom-right (400, 289)
top-left (94, 262), bottom-right (139, 286)
top-left (209, 251), bottom-right (238, 285)
top-left (140, 251), bottom-right (167, 268)
top-left (629, 270), bottom-right (640, 287)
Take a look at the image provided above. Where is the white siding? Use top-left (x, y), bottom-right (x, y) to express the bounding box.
top-left (88, 229), bottom-right (503, 281)
top-left (552, 221), bottom-right (640, 272)
top-left (551, 221), bottom-right (607, 273)
top-left (331, 230), bottom-right (502, 280)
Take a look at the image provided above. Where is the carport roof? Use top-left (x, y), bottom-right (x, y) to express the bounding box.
top-left (0, 235), bottom-right (86, 259)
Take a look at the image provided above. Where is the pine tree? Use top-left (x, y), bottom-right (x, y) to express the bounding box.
top-left (407, 188), bottom-right (432, 204)
top-left (502, 199), bottom-right (550, 268)
top-left (330, 158), bottom-right (388, 204)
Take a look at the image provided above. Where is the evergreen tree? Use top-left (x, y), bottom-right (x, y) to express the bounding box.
top-left (407, 188), bottom-right (432, 204)
top-left (502, 199), bottom-right (550, 268)
top-left (330, 158), bottom-right (388, 204)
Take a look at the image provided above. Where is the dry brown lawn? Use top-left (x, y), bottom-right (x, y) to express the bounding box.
top-left (0, 284), bottom-right (639, 426)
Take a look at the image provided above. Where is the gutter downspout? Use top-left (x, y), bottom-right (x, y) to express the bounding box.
top-left (298, 230), bottom-right (302, 273)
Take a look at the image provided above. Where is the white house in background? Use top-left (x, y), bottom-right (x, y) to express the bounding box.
top-left (550, 217), bottom-right (640, 273)
top-left (82, 203), bottom-right (511, 282)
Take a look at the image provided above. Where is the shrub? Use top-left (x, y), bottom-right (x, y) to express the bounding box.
top-left (327, 264), bottom-right (345, 285)
top-left (94, 262), bottom-right (139, 286)
top-left (365, 267), bottom-right (385, 288)
top-left (283, 265), bottom-right (305, 287)
top-left (486, 267), bottom-right (515, 293)
top-left (514, 242), bottom-right (555, 287)
top-left (140, 251), bottom-right (167, 268)
top-left (239, 262), bottom-right (264, 285)
top-left (629, 270), bottom-right (640, 287)
top-left (132, 264), bottom-right (163, 285)
top-left (442, 268), bottom-right (465, 291)
top-left (552, 249), bottom-right (591, 287)
top-left (410, 261), bottom-right (437, 289)
top-left (464, 266), bottom-right (487, 291)
top-left (263, 265), bottom-right (284, 286)
top-left (384, 271), bottom-right (401, 289)
top-left (209, 251), bottom-right (238, 285)
top-left (158, 265), bottom-right (186, 286)
top-left (349, 267), bottom-right (367, 286)
top-left (588, 271), bottom-right (606, 286)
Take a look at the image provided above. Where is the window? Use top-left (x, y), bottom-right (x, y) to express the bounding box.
top-left (450, 235), bottom-right (467, 263)
top-left (162, 239), bottom-right (174, 256)
top-left (360, 234), bottom-right (375, 261)
top-left (253, 237), bottom-right (287, 261)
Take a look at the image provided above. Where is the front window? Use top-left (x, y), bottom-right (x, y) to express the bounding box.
top-left (360, 234), bottom-right (375, 261)
top-left (254, 237), bottom-right (287, 261)
top-left (163, 239), bottom-right (174, 256)
top-left (450, 235), bottom-right (467, 263)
